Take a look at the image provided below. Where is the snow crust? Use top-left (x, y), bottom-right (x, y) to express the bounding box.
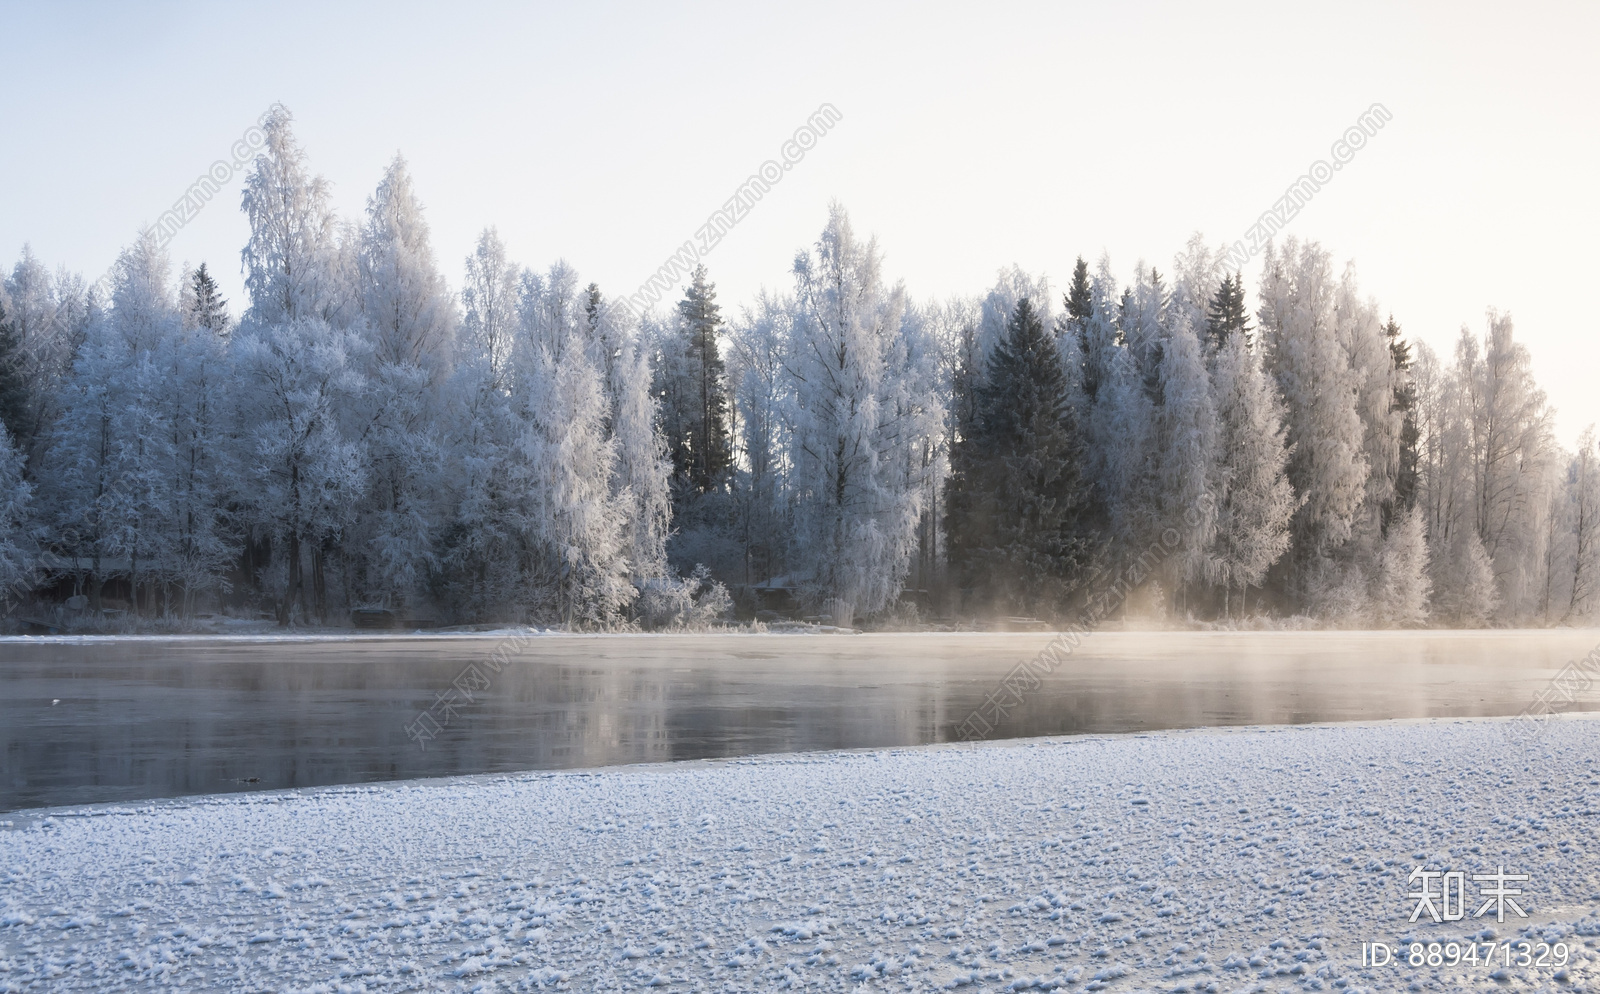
top-left (3, 716), bottom-right (1599, 991)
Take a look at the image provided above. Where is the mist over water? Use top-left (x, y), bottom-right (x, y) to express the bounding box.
top-left (3, 630), bottom-right (1597, 812)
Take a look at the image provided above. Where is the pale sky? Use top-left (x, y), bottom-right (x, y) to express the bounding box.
top-left (2, 0), bottom-right (1596, 444)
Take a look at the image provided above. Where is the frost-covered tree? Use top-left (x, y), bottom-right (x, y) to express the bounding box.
top-left (1467, 311), bottom-right (1556, 618)
top-left (433, 236), bottom-right (524, 619)
top-left (343, 156), bottom-right (456, 612)
top-left (517, 262), bottom-right (583, 362)
top-left (40, 328), bottom-right (119, 611)
top-left (1386, 318), bottom-right (1420, 521)
top-left (611, 335), bottom-right (671, 583)
top-left (157, 314), bottom-right (237, 615)
top-left (1158, 244), bottom-right (1216, 605)
top-left (240, 107), bottom-right (342, 327)
top-left (0, 297), bottom-right (27, 446)
top-left (1412, 315), bottom-right (1554, 625)
top-left (725, 292), bottom-right (794, 586)
top-left (3, 248), bottom-right (91, 459)
top-left (0, 424), bottom-right (33, 599)
top-left (461, 227), bottom-right (519, 387)
top-left (785, 204), bottom-right (937, 624)
top-left (1562, 428), bottom-right (1600, 622)
top-left (1257, 238), bottom-right (1368, 602)
top-left (182, 263), bottom-right (230, 335)
top-left (1335, 266), bottom-right (1403, 534)
top-left (358, 154), bottom-right (455, 370)
top-left (1432, 525), bottom-right (1498, 626)
top-left (233, 319), bottom-right (368, 624)
top-left (1097, 279), bottom-right (1161, 577)
top-left (1207, 331), bottom-right (1296, 617)
top-left (507, 327), bottom-right (633, 625)
top-left (35, 233), bottom-right (189, 618)
top-left (1371, 507), bottom-right (1430, 626)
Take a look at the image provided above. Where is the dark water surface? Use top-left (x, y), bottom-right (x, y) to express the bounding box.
top-left (3, 629), bottom-right (1598, 812)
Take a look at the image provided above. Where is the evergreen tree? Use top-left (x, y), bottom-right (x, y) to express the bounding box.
top-left (944, 298), bottom-right (1085, 615)
top-left (1385, 316), bottom-right (1419, 522)
top-left (672, 265), bottom-right (731, 494)
top-left (1121, 266), bottom-right (1166, 401)
top-left (0, 422), bottom-right (32, 597)
top-left (1065, 257), bottom-right (1092, 325)
top-left (0, 298), bottom-right (28, 445)
top-left (1063, 256), bottom-right (1095, 398)
top-left (1204, 272), bottom-right (1251, 350)
top-left (585, 282), bottom-right (602, 331)
top-left (187, 263), bottom-right (230, 335)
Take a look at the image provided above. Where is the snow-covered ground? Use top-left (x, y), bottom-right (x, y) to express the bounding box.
top-left (3, 716), bottom-right (1598, 993)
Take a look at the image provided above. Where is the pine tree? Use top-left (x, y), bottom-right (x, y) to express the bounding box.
top-left (945, 298), bottom-right (1085, 615)
top-left (1204, 272), bottom-right (1251, 351)
top-left (672, 265), bottom-right (732, 493)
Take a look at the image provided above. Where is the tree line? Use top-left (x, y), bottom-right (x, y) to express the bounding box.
top-left (0, 108), bottom-right (1593, 629)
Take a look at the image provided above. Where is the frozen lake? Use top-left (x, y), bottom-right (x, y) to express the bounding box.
top-left (3, 629), bottom-right (1597, 812)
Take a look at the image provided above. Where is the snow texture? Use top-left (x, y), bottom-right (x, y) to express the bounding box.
top-left (3, 716), bottom-right (1600, 991)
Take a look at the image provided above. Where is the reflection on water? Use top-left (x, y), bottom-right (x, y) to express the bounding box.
top-left (2, 630), bottom-right (1597, 811)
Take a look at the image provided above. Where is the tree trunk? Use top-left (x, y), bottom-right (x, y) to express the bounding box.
top-left (281, 528), bottom-right (301, 626)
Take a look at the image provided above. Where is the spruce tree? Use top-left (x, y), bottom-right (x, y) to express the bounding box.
top-left (585, 282), bottom-right (603, 336)
top-left (1063, 256), bottom-right (1096, 399)
top-left (1205, 272), bottom-right (1251, 351)
top-left (1385, 316), bottom-right (1419, 520)
top-left (188, 263), bottom-right (230, 334)
top-left (0, 298), bottom-right (28, 446)
top-left (944, 298), bottom-right (1086, 616)
top-left (672, 265), bottom-right (731, 493)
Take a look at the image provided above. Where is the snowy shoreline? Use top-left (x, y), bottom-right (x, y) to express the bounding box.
top-left (4, 715), bottom-right (1599, 992)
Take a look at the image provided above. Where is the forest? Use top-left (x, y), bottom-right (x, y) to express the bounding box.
top-left (0, 107), bottom-right (1592, 631)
